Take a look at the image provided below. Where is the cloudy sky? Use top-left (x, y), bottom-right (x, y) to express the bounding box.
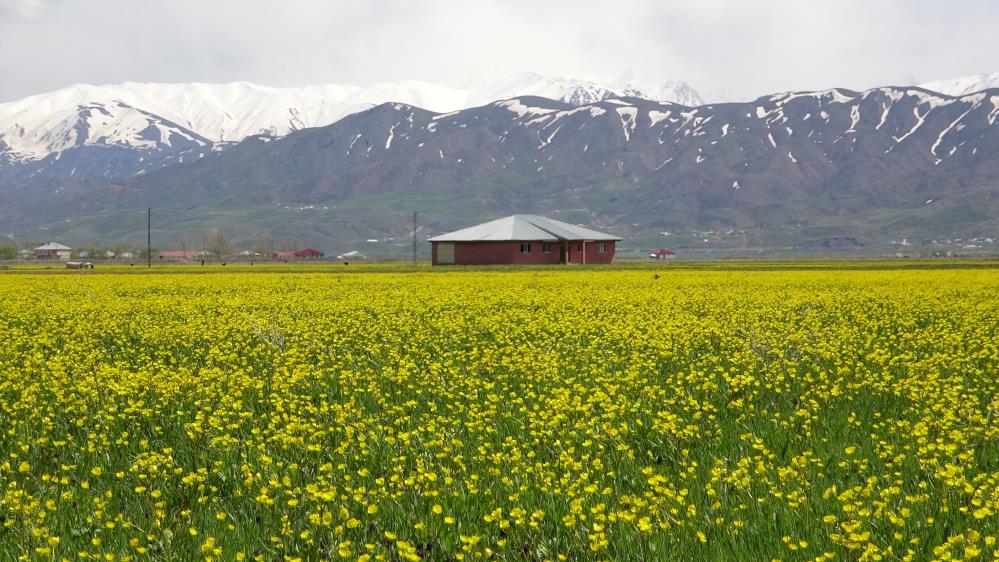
top-left (1, 0), bottom-right (996, 103)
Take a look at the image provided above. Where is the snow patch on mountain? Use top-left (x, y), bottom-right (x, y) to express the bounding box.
top-left (919, 71), bottom-right (999, 97)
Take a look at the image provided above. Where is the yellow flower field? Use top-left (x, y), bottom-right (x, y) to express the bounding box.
top-left (0, 265), bottom-right (997, 561)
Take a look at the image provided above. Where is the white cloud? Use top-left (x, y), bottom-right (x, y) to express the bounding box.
top-left (0, 0), bottom-right (997, 103)
top-left (0, 0), bottom-right (47, 19)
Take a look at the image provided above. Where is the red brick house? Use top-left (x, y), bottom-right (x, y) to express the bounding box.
top-left (429, 215), bottom-right (620, 265)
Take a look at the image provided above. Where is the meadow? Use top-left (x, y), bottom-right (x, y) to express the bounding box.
top-left (0, 263), bottom-right (997, 561)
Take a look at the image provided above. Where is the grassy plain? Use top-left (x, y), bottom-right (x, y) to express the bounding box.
top-left (0, 262), bottom-right (997, 561)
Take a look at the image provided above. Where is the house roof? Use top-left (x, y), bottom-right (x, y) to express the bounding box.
top-left (427, 215), bottom-right (621, 242)
top-left (35, 242), bottom-right (71, 251)
top-left (294, 248), bottom-right (324, 256)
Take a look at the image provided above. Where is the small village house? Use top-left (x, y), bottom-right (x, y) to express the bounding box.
top-left (336, 250), bottom-right (367, 260)
top-left (271, 248), bottom-right (325, 260)
top-left (34, 242), bottom-right (72, 261)
top-left (159, 250), bottom-right (198, 260)
top-left (294, 248), bottom-right (324, 259)
top-left (428, 215), bottom-right (620, 265)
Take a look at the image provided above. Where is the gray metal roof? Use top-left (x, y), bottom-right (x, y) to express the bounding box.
top-left (427, 215), bottom-right (621, 242)
top-left (34, 242), bottom-right (71, 251)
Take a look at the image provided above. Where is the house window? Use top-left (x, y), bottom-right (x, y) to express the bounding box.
top-left (578, 244), bottom-right (583, 251)
top-left (542, 242), bottom-right (551, 253)
top-left (436, 243), bottom-right (455, 264)
top-left (520, 243), bottom-right (532, 253)
top-left (598, 242), bottom-right (606, 253)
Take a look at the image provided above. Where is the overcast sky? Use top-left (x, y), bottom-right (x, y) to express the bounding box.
top-left (1, 0), bottom-right (996, 103)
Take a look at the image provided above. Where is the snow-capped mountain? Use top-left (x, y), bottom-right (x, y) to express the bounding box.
top-left (0, 86), bottom-right (215, 160)
top-left (457, 72), bottom-right (704, 109)
top-left (0, 73), bottom-right (703, 167)
top-left (920, 71), bottom-right (999, 97)
top-left (7, 83), bottom-right (999, 250)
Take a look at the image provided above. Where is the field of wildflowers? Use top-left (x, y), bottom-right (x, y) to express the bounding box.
top-left (0, 265), bottom-right (997, 561)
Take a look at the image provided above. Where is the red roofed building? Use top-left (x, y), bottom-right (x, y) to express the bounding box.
top-left (294, 248), bottom-right (324, 258)
top-left (650, 248), bottom-right (675, 259)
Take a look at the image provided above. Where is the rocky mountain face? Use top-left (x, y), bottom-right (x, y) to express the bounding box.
top-left (3, 84), bottom-right (996, 252)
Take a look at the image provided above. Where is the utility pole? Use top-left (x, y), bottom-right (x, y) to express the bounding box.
top-left (146, 207), bottom-right (151, 268)
top-left (412, 211), bottom-right (418, 265)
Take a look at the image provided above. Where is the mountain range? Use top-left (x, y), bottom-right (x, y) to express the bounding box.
top-left (1, 71), bottom-right (997, 256)
top-left (0, 73), bottom-right (702, 164)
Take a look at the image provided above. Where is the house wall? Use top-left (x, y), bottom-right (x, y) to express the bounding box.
top-left (432, 240), bottom-right (616, 265)
top-left (34, 250), bottom-right (72, 261)
top-left (433, 241), bottom-right (561, 265)
top-left (575, 241), bottom-right (616, 264)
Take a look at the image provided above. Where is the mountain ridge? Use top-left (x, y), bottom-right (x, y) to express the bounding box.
top-left (3, 83), bottom-right (996, 253)
top-left (0, 72), bottom-right (704, 167)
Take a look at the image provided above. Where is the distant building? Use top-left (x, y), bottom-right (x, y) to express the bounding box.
top-left (336, 250), bottom-right (367, 260)
top-left (271, 248), bottom-right (324, 260)
top-left (428, 215), bottom-right (620, 265)
top-left (294, 248), bottom-right (324, 259)
top-left (159, 250), bottom-right (198, 259)
top-left (34, 242), bottom-right (72, 261)
top-left (649, 248), bottom-right (675, 259)
top-left (78, 250), bottom-right (117, 259)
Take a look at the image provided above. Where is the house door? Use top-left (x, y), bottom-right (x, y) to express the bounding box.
top-left (559, 246), bottom-right (566, 263)
top-left (437, 243), bottom-right (455, 264)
